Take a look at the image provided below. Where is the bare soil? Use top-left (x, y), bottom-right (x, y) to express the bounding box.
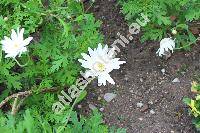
top-left (80, 0), bottom-right (200, 132)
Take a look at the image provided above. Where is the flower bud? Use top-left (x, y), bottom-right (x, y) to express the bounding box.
top-left (172, 29), bottom-right (177, 35)
top-left (4, 17), bottom-right (8, 21)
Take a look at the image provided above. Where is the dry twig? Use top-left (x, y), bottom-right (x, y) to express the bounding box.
top-left (0, 87), bottom-right (58, 109)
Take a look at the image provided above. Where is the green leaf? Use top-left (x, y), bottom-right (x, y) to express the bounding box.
top-left (76, 90), bottom-right (87, 104)
top-left (183, 97), bottom-right (191, 105)
top-left (176, 24), bottom-right (188, 30)
top-left (188, 31), bottom-right (196, 43)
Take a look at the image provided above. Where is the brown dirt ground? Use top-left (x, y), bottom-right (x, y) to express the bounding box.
top-left (80, 0), bottom-right (200, 133)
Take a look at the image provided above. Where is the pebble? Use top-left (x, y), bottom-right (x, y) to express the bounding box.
top-left (140, 78), bottom-right (144, 82)
top-left (136, 91), bottom-right (143, 96)
top-left (124, 77), bottom-right (129, 81)
top-left (89, 104), bottom-right (97, 110)
top-left (94, 5), bottom-right (100, 12)
top-left (130, 90), bottom-right (134, 93)
top-left (138, 118), bottom-right (143, 121)
top-left (104, 93), bottom-right (117, 102)
top-left (140, 104), bottom-right (149, 112)
top-left (148, 101), bottom-right (153, 105)
top-left (161, 69), bottom-right (165, 74)
top-left (150, 87), bottom-right (154, 90)
top-left (77, 105), bottom-right (82, 109)
top-left (100, 108), bottom-right (104, 112)
top-left (136, 102), bottom-right (143, 108)
top-left (172, 78), bottom-right (180, 83)
top-left (150, 109), bottom-right (155, 114)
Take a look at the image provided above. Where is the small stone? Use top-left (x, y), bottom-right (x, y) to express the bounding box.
top-left (172, 78), bottom-right (180, 83)
top-left (136, 91), bottom-right (143, 96)
top-left (94, 5), bottom-right (100, 12)
top-left (164, 91), bottom-right (169, 94)
top-left (150, 109), bottom-right (155, 114)
top-left (77, 105), bottom-right (82, 109)
top-left (130, 90), bottom-right (134, 93)
top-left (150, 87), bottom-right (154, 90)
top-left (140, 104), bottom-right (149, 112)
top-left (136, 102), bottom-right (143, 108)
top-left (89, 104), bottom-right (97, 111)
top-left (138, 118), bottom-right (143, 121)
top-left (140, 78), bottom-right (144, 82)
top-left (148, 101), bottom-right (153, 105)
top-left (124, 77), bottom-right (129, 81)
top-left (161, 69), bottom-right (165, 74)
top-left (100, 108), bottom-right (104, 112)
top-left (104, 93), bottom-right (117, 102)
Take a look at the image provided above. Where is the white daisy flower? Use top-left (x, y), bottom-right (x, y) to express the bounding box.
top-left (0, 28), bottom-right (33, 58)
top-left (156, 38), bottom-right (175, 57)
top-left (78, 43), bottom-right (126, 86)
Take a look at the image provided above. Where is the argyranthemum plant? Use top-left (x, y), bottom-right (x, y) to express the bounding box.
top-left (1, 27), bottom-right (33, 58)
top-left (78, 43), bottom-right (126, 86)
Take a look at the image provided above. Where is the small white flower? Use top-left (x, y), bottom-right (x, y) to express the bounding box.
top-left (1, 28), bottom-right (33, 58)
top-left (156, 38), bottom-right (175, 57)
top-left (78, 43), bottom-right (126, 86)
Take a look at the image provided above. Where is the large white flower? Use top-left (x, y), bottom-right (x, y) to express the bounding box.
top-left (1, 28), bottom-right (33, 58)
top-left (156, 38), bottom-right (175, 57)
top-left (78, 43), bottom-right (126, 86)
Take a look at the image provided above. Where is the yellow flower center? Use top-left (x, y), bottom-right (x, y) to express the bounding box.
top-left (94, 62), bottom-right (105, 72)
top-left (14, 43), bottom-right (19, 48)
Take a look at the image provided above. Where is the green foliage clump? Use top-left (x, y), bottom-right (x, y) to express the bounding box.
top-left (119, 0), bottom-right (200, 50)
top-left (0, 108), bottom-right (126, 133)
top-left (184, 82), bottom-right (200, 130)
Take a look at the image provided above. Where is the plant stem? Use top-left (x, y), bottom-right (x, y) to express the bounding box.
top-left (174, 40), bottom-right (198, 50)
top-left (14, 53), bottom-right (30, 67)
top-left (14, 58), bottom-right (28, 67)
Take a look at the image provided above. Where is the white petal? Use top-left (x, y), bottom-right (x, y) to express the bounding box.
top-left (5, 52), bottom-right (18, 58)
top-left (103, 45), bottom-right (109, 53)
top-left (1, 39), bottom-right (11, 46)
top-left (18, 47), bottom-right (27, 57)
top-left (98, 73), bottom-right (115, 86)
top-left (98, 75), bottom-right (106, 86)
top-left (97, 43), bottom-right (103, 54)
top-left (88, 47), bottom-right (95, 57)
top-left (23, 37), bottom-right (33, 46)
top-left (85, 70), bottom-right (96, 78)
top-left (19, 28), bottom-right (25, 41)
top-left (11, 29), bottom-right (18, 40)
top-left (81, 53), bottom-right (91, 61)
top-left (108, 48), bottom-right (116, 58)
top-left (78, 59), bottom-right (92, 69)
top-left (104, 73), bottom-right (115, 85)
